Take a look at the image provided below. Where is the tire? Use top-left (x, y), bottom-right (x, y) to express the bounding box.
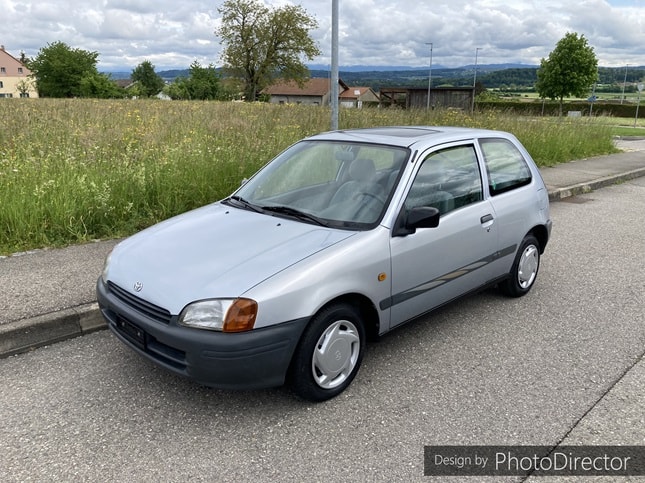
top-left (500, 234), bottom-right (540, 297)
top-left (289, 303), bottom-right (365, 402)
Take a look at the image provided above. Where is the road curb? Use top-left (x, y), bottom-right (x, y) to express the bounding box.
top-left (0, 303), bottom-right (105, 358)
top-left (548, 167), bottom-right (645, 201)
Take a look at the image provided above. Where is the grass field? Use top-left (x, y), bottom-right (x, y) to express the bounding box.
top-left (0, 99), bottom-right (620, 255)
top-left (499, 90), bottom-right (645, 104)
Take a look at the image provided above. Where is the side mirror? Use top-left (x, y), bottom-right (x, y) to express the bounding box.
top-left (394, 206), bottom-right (440, 236)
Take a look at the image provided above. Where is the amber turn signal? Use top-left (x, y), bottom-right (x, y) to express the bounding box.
top-left (223, 298), bottom-right (258, 332)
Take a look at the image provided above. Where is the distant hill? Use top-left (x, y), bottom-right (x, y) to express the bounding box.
top-left (104, 70), bottom-right (186, 81)
top-left (103, 63), bottom-right (537, 81)
top-left (102, 63), bottom-right (645, 91)
top-left (307, 63), bottom-right (537, 72)
top-left (308, 64), bottom-right (542, 90)
top-left (104, 71), bottom-right (132, 80)
top-left (307, 64), bottom-right (440, 72)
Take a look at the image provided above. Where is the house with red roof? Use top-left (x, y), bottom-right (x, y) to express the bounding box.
top-left (339, 86), bottom-right (380, 108)
top-left (264, 77), bottom-right (379, 107)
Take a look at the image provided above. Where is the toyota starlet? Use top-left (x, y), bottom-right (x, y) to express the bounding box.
top-left (97, 126), bottom-right (552, 401)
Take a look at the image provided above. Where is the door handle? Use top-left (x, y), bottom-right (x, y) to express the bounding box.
top-left (480, 214), bottom-right (494, 224)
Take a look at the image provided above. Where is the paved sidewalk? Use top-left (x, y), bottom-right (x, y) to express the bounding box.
top-left (542, 137), bottom-right (645, 200)
top-left (1, 138), bottom-right (645, 357)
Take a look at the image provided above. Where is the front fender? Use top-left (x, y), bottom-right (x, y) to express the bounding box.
top-left (246, 226), bottom-right (392, 333)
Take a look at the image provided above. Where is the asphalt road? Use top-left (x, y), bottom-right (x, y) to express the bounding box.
top-left (1, 178), bottom-right (644, 482)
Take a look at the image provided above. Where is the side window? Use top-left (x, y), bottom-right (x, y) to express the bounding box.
top-left (480, 138), bottom-right (532, 196)
top-left (405, 145), bottom-right (483, 215)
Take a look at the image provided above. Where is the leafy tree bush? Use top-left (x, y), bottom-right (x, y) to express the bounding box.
top-left (131, 61), bottom-right (165, 97)
top-left (216, 0), bottom-right (321, 101)
top-left (27, 41), bottom-right (100, 97)
top-left (536, 32), bottom-right (598, 115)
top-left (79, 72), bottom-right (126, 99)
top-left (165, 61), bottom-right (221, 100)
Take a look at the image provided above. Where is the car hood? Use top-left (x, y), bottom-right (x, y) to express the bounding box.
top-left (106, 203), bottom-right (355, 314)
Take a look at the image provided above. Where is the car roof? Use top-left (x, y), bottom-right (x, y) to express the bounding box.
top-left (308, 126), bottom-right (513, 149)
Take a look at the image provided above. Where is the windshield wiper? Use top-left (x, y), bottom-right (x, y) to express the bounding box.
top-left (223, 195), bottom-right (263, 213)
top-left (260, 205), bottom-right (329, 227)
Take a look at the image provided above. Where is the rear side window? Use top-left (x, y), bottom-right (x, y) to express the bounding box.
top-left (480, 138), bottom-right (532, 196)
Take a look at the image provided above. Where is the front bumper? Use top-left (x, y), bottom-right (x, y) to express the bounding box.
top-left (96, 278), bottom-right (309, 390)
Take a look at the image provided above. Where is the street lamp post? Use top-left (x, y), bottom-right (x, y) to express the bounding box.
top-left (634, 83), bottom-right (643, 128)
top-left (621, 64), bottom-right (629, 105)
top-left (426, 42), bottom-right (433, 110)
top-left (471, 47), bottom-right (481, 113)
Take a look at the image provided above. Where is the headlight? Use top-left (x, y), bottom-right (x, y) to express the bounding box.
top-left (101, 250), bottom-right (113, 284)
top-left (179, 298), bottom-right (258, 332)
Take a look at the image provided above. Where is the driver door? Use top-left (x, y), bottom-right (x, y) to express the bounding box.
top-left (387, 143), bottom-right (500, 328)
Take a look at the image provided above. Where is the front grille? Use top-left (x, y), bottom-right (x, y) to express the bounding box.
top-left (108, 282), bottom-right (172, 324)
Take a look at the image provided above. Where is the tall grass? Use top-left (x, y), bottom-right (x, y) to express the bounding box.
top-left (0, 99), bottom-right (617, 254)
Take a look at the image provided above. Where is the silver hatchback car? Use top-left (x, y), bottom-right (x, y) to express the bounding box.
top-left (97, 126), bottom-right (552, 401)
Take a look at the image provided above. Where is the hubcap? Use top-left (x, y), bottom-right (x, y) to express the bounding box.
top-left (518, 244), bottom-right (539, 289)
top-left (312, 320), bottom-right (360, 389)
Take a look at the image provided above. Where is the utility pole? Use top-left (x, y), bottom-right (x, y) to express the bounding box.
top-left (426, 42), bottom-right (433, 110)
top-left (471, 48), bottom-right (481, 113)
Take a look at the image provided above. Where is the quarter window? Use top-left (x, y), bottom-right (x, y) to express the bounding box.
top-left (480, 138), bottom-right (532, 196)
top-left (405, 145), bottom-right (483, 215)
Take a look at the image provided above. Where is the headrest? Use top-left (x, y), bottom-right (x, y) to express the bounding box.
top-left (349, 158), bottom-right (376, 181)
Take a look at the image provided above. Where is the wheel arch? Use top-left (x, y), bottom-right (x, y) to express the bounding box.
top-left (528, 224), bottom-right (549, 254)
top-left (326, 293), bottom-right (380, 341)
top-left (297, 293), bottom-right (381, 346)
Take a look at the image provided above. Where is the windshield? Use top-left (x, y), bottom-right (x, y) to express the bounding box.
top-left (231, 140), bottom-right (409, 229)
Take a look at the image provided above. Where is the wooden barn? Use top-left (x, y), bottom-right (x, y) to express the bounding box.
top-left (380, 86), bottom-right (474, 110)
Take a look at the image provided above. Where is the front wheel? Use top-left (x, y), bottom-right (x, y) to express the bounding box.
top-left (500, 234), bottom-right (540, 297)
top-left (289, 303), bottom-right (365, 402)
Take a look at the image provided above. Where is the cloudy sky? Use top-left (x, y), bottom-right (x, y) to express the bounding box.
top-left (2, 0), bottom-right (644, 71)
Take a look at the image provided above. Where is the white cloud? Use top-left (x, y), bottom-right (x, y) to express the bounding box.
top-left (105, 0), bottom-right (158, 14)
top-left (0, 0), bottom-right (644, 70)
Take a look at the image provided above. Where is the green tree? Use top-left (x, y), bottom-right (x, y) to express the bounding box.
top-left (536, 32), bottom-right (598, 115)
top-left (165, 61), bottom-right (221, 100)
top-left (165, 78), bottom-right (190, 100)
top-left (79, 72), bottom-right (125, 99)
top-left (27, 41), bottom-right (100, 97)
top-left (216, 0), bottom-right (321, 101)
top-left (185, 61), bottom-right (221, 100)
top-left (131, 61), bottom-right (165, 97)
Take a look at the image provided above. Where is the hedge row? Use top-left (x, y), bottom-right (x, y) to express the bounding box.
top-left (476, 100), bottom-right (643, 118)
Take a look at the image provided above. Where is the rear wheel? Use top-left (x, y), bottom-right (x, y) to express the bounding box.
top-left (500, 234), bottom-right (540, 297)
top-left (289, 303), bottom-right (365, 402)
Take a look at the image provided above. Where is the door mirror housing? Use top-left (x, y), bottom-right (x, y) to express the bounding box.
top-left (393, 206), bottom-right (440, 236)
